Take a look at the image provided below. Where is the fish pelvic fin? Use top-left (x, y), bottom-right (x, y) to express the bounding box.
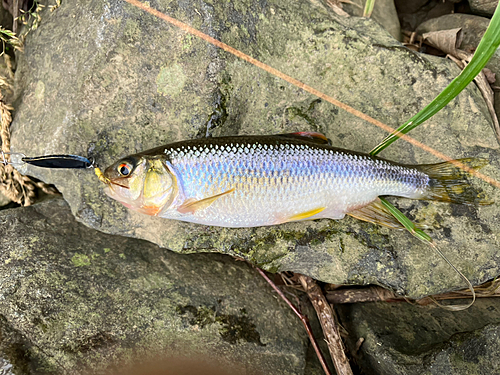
top-left (415, 158), bottom-right (493, 206)
top-left (177, 188), bottom-right (235, 214)
top-left (347, 198), bottom-right (406, 229)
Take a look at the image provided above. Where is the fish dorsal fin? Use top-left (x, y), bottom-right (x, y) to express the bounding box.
top-left (177, 188), bottom-right (235, 214)
top-left (347, 198), bottom-right (405, 229)
top-left (275, 132), bottom-right (330, 145)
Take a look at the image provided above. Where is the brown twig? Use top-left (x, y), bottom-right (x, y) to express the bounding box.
top-left (326, 286), bottom-right (399, 304)
top-left (325, 0), bottom-right (350, 17)
top-left (326, 278), bottom-right (500, 305)
top-left (254, 268), bottom-right (332, 375)
top-left (298, 275), bottom-right (353, 375)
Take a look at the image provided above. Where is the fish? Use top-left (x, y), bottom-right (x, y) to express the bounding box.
top-left (98, 132), bottom-right (491, 228)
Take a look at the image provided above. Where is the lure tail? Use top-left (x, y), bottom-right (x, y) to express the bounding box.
top-left (415, 158), bottom-right (492, 205)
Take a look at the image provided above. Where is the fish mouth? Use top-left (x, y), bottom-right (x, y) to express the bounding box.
top-left (108, 180), bottom-right (130, 189)
top-left (103, 180), bottom-right (130, 198)
top-left (95, 167), bottom-right (131, 189)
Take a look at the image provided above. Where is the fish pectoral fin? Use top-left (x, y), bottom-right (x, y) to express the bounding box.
top-left (177, 188), bottom-right (235, 214)
top-left (274, 132), bottom-right (330, 145)
top-left (279, 207), bottom-right (326, 224)
top-left (346, 198), bottom-right (405, 229)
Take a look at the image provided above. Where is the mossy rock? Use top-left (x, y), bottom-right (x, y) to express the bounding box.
top-left (0, 198), bottom-right (312, 374)
top-left (10, 0), bottom-right (500, 298)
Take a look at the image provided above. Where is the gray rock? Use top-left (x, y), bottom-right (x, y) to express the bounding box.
top-left (416, 14), bottom-right (500, 82)
top-left (395, 0), bottom-right (455, 31)
top-left (337, 299), bottom-right (500, 374)
top-left (0, 197), bottom-right (316, 375)
top-left (342, 0), bottom-right (402, 41)
top-left (10, 0), bottom-right (500, 299)
top-left (395, 0), bottom-right (431, 14)
top-left (416, 14), bottom-right (491, 54)
top-left (469, 0), bottom-right (499, 16)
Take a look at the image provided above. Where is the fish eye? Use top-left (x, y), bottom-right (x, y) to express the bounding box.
top-left (118, 162), bottom-right (133, 176)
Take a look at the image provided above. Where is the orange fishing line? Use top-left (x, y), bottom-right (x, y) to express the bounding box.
top-left (123, 0), bottom-right (500, 189)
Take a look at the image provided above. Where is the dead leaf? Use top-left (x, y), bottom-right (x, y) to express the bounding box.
top-left (473, 69), bottom-right (500, 144)
top-left (422, 28), bottom-right (470, 60)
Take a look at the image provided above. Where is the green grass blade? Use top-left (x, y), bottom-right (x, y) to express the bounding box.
top-left (0, 27), bottom-right (23, 55)
top-left (363, 0), bottom-right (375, 18)
top-left (379, 198), bottom-right (432, 243)
top-left (379, 197), bottom-right (475, 310)
top-left (370, 3), bottom-right (500, 156)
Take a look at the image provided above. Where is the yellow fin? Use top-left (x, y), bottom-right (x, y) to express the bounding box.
top-left (178, 188), bottom-right (235, 214)
top-left (415, 158), bottom-right (493, 205)
top-left (347, 198), bottom-right (405, 229)
top-left (285, 207), bottom-right (325, 222)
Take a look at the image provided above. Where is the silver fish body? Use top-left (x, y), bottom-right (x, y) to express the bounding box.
top-left (147, 136), bottom-right (430, 227)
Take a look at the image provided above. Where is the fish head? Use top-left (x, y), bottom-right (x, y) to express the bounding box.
top-left (103, 155), bottom-right (177, 216)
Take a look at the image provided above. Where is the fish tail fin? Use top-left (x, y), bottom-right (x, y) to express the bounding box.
top-left (415, 158), bottom-right (492, 205)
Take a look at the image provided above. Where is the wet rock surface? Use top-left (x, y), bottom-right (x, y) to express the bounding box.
top-left (0, 198), bottom-right (316, 375)
top-left (9, 0), bottom-right (500, 299)
top-left (337, 299), bottom-right (500, 375)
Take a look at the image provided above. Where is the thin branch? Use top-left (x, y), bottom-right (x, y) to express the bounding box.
top-left (326, 278), bottom-right (500, 305)
top-left (325, 285), bottom-right (399, 304)
top-left (298, 275), bottom-right (353, 375)
top-left (254, 267), bottom-right (332, 375)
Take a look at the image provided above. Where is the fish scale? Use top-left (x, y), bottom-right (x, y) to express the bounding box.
top-left (156, 136), bottom-right (429, 227)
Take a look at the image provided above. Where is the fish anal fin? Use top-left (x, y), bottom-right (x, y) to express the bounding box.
top-left (275, 132), bottom-right (330, 145)
top-left (178, 188), bottom-right (235, 214)
top-left (347, 198), bottom-right (405, 229)
top-left (279, 207), bottom-right (326, 224)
